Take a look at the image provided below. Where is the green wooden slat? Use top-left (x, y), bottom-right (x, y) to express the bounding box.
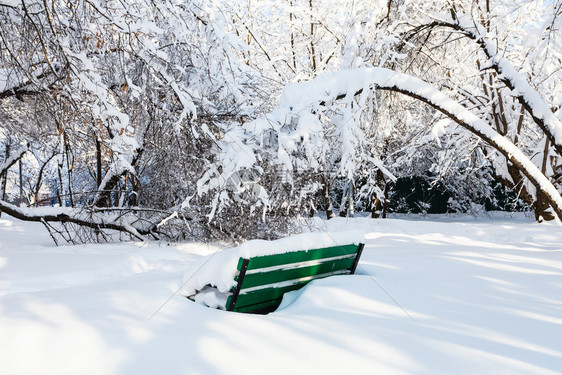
top-left (234, 282), bottom-right (306, 309)
top-left (239, 257), bottom-right (355, 289)
top-left (245, 244), bottom-right (360, 271)
top-left (233, 298), bottom-right (283, 314)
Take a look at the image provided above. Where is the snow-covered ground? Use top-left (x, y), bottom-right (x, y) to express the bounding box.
top-left (1, 213), bottom-right (561, 375)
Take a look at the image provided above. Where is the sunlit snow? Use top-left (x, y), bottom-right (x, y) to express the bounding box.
top-left (1, 214), bottom-right (561, 374)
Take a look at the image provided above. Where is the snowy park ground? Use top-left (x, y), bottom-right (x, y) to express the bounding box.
top-left (1, 213), bottom-right (562, 375)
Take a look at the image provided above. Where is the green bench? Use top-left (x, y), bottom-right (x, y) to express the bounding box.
top-left (216, 243), bottom-right (365, 314)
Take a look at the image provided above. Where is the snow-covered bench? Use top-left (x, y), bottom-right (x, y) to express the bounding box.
top-left (181, 235), bottom-right (364, 314)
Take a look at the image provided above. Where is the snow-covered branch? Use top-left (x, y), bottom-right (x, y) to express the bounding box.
top-left (412, 13), bottom-right (562, 157)
top-left (279, 68), bottom-right (562, 220)
top-left (0, 144), bottom-right (27, 177)
top-left (0, 199), bottom-right (153, 241)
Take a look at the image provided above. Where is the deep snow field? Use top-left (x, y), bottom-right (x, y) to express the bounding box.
top-left (1, 213), bottom-right (561, 375)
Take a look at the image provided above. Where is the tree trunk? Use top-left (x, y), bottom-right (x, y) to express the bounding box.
top-left (290, 1), bottom-right (297, 70)
top-left (533, 190), bottom-right (555, 222)
top-left (0, 143), bottom-right (10, 217)
top-left (348, 183), bottom-right (355, 217)
top-left (534, 138), bottom-right (556, 221)
top-left (31, 153), bottom-right (56, 206)
top-left (309, 0), bottom-right (317, 73)
top-left (57, 166), bottom-right (64, 207)
top-left (64, 134), bottom-right (74, 207)
top-left (497, 139), bottom-right (556, 221)
top-left (372, 169), bottom-right (384, 218)
top-left (339, 181), bottom-right (348, 217)
top-left (382, 182), bottom-right (389, 218)
top-left (96, 136), bottom-right (102, 192)
top-left (322, 175), bottom-right (334, 219)
top-left (130, 174), bottom-right (140, 207)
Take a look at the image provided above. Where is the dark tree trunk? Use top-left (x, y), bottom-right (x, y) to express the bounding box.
top-left (533, 190), bottom-right (555, 222)
top-left (96, 136), bottom-right (102, 189)
top-left (372, 169), bottom-right (385, 218)
top-left (0, 143), bottom-right (10, 217)
top-left (323, 175), bottom-right (334, 219)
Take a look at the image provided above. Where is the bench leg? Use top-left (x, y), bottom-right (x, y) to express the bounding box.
top-left (227, 258), bottom-right (250, 311)
top-left (350, 243), bottom-right (365, 275)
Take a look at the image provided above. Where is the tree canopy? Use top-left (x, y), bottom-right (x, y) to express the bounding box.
top-left (1, 0), bottom-right (561, 243)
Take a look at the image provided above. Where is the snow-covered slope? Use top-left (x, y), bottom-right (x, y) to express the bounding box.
top-left (1, 214), bottom-right (561, 375)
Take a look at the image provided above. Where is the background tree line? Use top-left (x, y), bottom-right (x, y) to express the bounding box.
top-left (1, 0), bottom-right (560, 243)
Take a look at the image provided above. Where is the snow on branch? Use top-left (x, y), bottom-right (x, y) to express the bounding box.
top-left (0, 144), bottom-right (27, 177)
top-left (0, 0), bottom-right (18, 7)
top-left (417, 13), bottom-right (562, 157)
top-left (91, 155), bottom-right (137, 207)
top-left (0, 199), bottom-right (151, 241)
top-left (278, 68), bottom-right (562, 220)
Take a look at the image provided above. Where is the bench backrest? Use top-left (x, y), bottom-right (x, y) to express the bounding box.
top-left (226, 243), bottom-right (364, 313)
